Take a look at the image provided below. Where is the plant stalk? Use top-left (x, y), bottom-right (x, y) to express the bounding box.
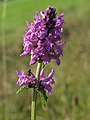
top-left (31, 62), bottom-right (42, 120)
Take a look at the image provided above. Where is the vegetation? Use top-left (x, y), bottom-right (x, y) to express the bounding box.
top-left (0, 0), bottom-right (90, 120)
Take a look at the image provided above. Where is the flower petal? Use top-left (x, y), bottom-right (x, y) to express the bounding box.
top-left (48, 69), bottom-right (54, 78)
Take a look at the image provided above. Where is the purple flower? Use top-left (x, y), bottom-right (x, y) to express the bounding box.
top-left (16, 68), bottom-right (55, 95)
top-left (21, 6), bottom-right (65, 65)
top-left (39, 69), bottom-right (54, 94)
top-left (16, 70), bottom-right (38, 87)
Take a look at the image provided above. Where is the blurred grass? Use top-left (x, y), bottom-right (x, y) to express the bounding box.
top-left (0, 0), bottom-right (90, 120)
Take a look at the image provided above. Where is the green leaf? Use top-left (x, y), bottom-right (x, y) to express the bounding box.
top-left (16, 86), bottom-right (28, 94)
top-left (40, 90), bottom-right (48, 107)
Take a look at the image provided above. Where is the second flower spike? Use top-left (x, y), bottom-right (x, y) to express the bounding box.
top-left (16, 68), bottom-right (54, 95)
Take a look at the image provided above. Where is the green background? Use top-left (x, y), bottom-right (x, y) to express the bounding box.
top-left (0, 0), bottom-right (90, 120)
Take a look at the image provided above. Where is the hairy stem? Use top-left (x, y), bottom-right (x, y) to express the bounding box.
top-left (31, 62), bottom-right (42, 120)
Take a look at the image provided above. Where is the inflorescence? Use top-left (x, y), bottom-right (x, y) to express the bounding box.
top-left (16, 6), bottom-right (65, 95)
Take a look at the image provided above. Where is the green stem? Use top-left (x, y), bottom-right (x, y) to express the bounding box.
top-left (31, 62), bottom-right (42, 120)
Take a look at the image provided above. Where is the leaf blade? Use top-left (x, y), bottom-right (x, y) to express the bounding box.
top-left (16, 86), bottom-right (28, 94)
top-left (40, 90), bottom-right (48, 107)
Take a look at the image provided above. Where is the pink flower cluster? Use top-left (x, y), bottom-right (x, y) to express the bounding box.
top-left (21, 6), bottom-right (65, 65)
top-left (16, 69), bottom-right (54, 94)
